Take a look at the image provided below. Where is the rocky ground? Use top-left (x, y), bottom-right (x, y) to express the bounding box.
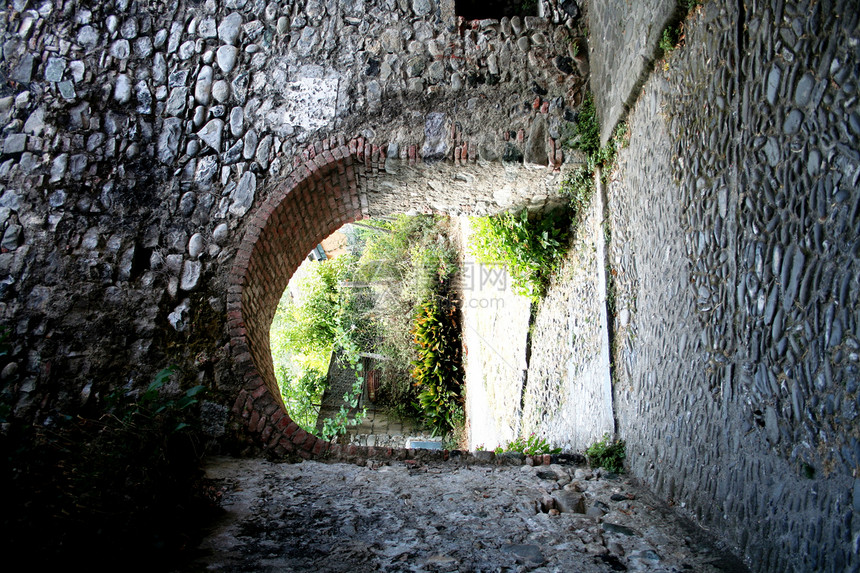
top-left (189, 456), bottom-right (749, 573)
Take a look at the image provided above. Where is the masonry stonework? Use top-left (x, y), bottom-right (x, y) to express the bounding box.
top-left (0, 0), bottom-right (584, 456)
top-left (0, 0), bottom-right (857, 571)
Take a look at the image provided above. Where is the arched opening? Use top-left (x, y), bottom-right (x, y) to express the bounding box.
top-left (229, 138), bottom-right (576, 457)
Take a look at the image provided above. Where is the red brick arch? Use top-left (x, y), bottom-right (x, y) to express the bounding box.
top-left (227, 134), bottom-right (564, 459)
top-left (228, 136), bottom-right (372, 458)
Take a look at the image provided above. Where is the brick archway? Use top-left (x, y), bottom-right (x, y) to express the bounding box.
top-left (227, 133), bottom-right (571, 457)
top-left (228, 137), bottom-right (365, 458)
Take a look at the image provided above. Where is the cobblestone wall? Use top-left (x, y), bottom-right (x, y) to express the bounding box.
top-left (1, 0), bottom-right (856, 568)
top-left (608, 1), bottom-right (859, 571)
top-left (0, 0), bottom-right (588, 453)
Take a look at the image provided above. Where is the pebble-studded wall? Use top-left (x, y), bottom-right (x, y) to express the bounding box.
top-left (1, 0), bottom-right (857, 571)
top-left (0, 0), bottom-right (585, 449)
top-left (601, 0), bottom-right (860, 571)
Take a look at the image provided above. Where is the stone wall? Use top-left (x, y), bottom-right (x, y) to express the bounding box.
top-left (1, 0), bottom-right (857, 570)
top-left (0, 0), bottom-right (588, 455)
top-left (607, 1), bottom-right (859, 571)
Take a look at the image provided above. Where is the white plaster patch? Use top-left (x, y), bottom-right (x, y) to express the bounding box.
top-left (278, 77), bottom-right (339, 132)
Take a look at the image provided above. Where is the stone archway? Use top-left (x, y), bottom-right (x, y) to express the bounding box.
top-left (228, 136), bottom-right (571, 457)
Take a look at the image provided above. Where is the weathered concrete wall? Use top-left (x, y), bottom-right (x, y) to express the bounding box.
top-left (587, 0), bottom-right (677, 144)
top-left (607, 1), bottom-right (859, 571)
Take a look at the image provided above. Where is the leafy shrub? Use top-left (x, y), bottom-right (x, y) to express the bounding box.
top-left (411, 296), bottom-right (463, 434)
top-left (270, 215), bottom-right (460, 436)
top-left (271, 255), bottom-right (377, 432)
top-left (469, 208), bottom-right (572, 301)
top-left (563, 92), bottom-right (601, 157)
top-left (585, 433), bottom-right (626, 473)
top-left (319, 326), bottom-right (368, 441)
top-left (493, 433), bottom-right (561, 456)
top-left (564, 93), bottom-right (628, 175)
top-left (562, 165), bottom-right (596, 219)
top-left (660, 25), bottom-right (681, 53)
top-left (278, 368), bottom-right (327, 431)
top-left (355, 215), bottom-right (458, 418)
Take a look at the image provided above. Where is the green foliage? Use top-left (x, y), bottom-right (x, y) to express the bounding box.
top-left (270, 215), bottom-right (460, 437)
top-left (562, 165), bottom-right (596, 218)
top-left (106, 366), bottom-right (206, 433)
top-left (565, 92), bottom-right (601, 157)
top-left (411, 297), bottom-right (463, 435)
top-left (518, 0), bottom-right (538, 16)
top-left (493, 433), bottom-right (562, 456)
top-left (355, 215), bottom-right (459, 419)
top-left (356, 215), bottom-right (457, 308)
top-left (276, 255), bottom-right (372, 354)
top-left (319, 325), bottom-right (368, 441)
top-left (586, 433), bottom-right (626, 473)
top-left (562, 93), bottom-right (628, 186)
top-left (278, 368), bottom-right (327, 431)
top-left (470, 208), bottom-right (572, 301)
top-left (271, 255), bottom-right (377, 433)
top-left (660, 25), bottom-right (681, 53)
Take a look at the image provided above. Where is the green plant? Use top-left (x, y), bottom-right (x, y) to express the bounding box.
top-left (354, 215), bottom-right (458, 420)
top-left (105, 366), bottom-right (206, 433)
top-left (493, 434), bottom-right (561, 456)
top-left (586, 433), bottom-right (626, 473)
top-left (319, 325), bottom-right (368, 440)
top-left (562, 165), bottom-right (596, 217)
top-left (660, 25), bottom-right (681, 53)
top-left (278, 368), bottom-right (327, 432)
top-left (519, 0), bottom-right (538, 15)
top-left (442, 406), bottom-right (466, 450)
top-left (564, 92), bottom-right (601, 157)
top-left (411, 296), bottom-right (463, 435)
top-left (271, 254), bottom-right (377, 432)
top-left (568, 36), bottom-right (582, 58)
top-left (469, 208), bottom-right (572, 301)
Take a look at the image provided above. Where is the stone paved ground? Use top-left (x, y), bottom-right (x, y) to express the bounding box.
top-left (191, 456), bottom-right (749, 573)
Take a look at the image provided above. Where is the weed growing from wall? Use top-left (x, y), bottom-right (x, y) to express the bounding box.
top-left (486, 433), bottom-right (562, 456)
top-left (586, 433), bottom-right (626, 473)
top-left (469, 208), bottom-right (573, 301)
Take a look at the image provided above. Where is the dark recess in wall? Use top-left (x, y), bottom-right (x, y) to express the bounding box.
top-left (455, 0), bottom-right (538, 20)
